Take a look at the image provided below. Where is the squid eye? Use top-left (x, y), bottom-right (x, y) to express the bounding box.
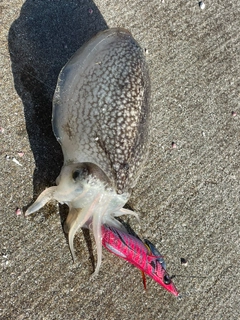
top-left (72, 167), bottom-right (88, 181)
top-left (163, 274), bottom-right (172, 285)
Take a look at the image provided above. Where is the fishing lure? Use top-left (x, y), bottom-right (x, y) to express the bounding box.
top-left (101, 224), bottom-right (179, 296)
top-left (25, 28), bottom-right (151, 275)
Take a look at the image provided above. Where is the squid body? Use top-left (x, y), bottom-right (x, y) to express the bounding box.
top-left (26, 28), bottom-right (151, 275)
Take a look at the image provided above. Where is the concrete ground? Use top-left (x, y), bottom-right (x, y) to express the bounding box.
top-left (0, 0), bottom-right (239, 319)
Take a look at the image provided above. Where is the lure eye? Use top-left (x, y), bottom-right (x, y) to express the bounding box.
top-left (72, 167), bottom-right (88, 181)
top-left (163, 274), bottom-right (172, 285)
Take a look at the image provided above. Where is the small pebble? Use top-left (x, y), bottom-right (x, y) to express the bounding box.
top-left (181, 258), bottom-right (188, 266)
top-left (12, 157), bottom-right (22, 166)
top-left (15, 208), bottom-right (22, 216)
top-left (172, 142), bottom-right (177, 149)
top-left (199, 1), bottom-right (205, 10)
top-left (6, 155), bottom-right (22, 166)
top-left (232, 111), bottom-right (237, 117)
top-left (0, 127), bottom-right (4, 133)
top-left (145, 48), bottom-right (149, 55)
top-left (18, 152), bottom-right (24, 157)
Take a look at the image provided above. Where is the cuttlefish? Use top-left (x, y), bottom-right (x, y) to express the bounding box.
top-left (26, 28), bottom-right (151, 275)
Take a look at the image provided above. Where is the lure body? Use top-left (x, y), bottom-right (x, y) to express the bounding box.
top-left (101, 224), bottom-right (179, 296)
top-left (25, 28), bottom-right (151, 275)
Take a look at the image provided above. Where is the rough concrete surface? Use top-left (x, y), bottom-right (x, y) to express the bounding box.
top-left (0, 0), bottom-right (239, 319)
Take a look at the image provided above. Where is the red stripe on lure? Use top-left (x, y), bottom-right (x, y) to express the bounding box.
top-left (101, 224), bottom-right (179, 296)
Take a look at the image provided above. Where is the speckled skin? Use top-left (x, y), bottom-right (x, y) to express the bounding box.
top-left (26, 28), bottom-right (151, 275)
top-left (53, 28), bottom-right (151, 194)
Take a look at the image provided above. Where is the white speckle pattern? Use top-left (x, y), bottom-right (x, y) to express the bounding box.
top-left (53, 28), bottom-right (151, 194)
top-left (26, 29), bottom-right (151, 275)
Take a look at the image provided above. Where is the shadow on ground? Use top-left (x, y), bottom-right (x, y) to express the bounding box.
top-left (8, 0), bottom-right (108, 199)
